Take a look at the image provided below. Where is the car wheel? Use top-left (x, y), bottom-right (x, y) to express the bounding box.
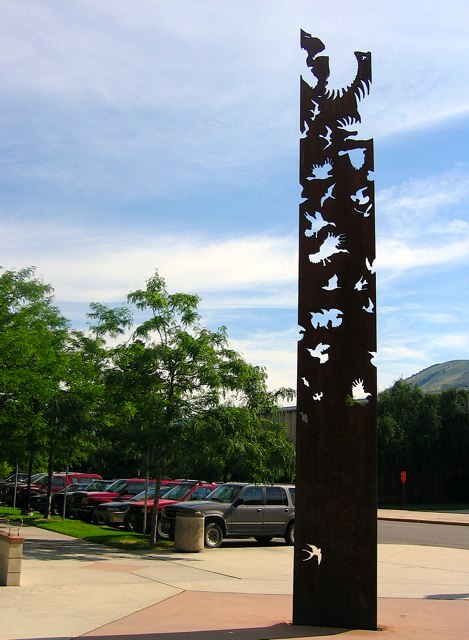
top-left (204, 522), bottom-right (223, 548)
top-left (157, 518), bottom-right (169, 539)
top-left (255, 536), bottom-right (273, 544)
top-left (285, 522), bottom-right (295, 546)
top-left (123, 516), bottom-right (134, 532)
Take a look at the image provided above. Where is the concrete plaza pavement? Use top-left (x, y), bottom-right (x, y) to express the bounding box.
top-left (0, 509), bottom-right (468, 640)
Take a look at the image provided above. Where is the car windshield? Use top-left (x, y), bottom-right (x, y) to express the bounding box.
top-left (63, 484), bottom-right (89, 494)
top-left (161, 484), bottom-right (194, 501)
top-left (31, 474), bottom-right (48, 484)
top-left (205, 484), bottom-right (242, 503)
top-left (28, 473), bottom-right (45, 483)
top-left (85, 480), bottom-right (112, 491)
top-left (105, 479), bottom-right (128, 492)
top-left (131, 489), bottom-right (156, 501)
top-left (4, 473), bottom-right (29, 483)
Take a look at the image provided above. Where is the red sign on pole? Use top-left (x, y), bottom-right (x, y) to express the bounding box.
top-left (400, 470), bottom-right (407, 485)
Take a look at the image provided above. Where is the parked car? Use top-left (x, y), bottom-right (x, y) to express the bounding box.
top-left (160, 483), bottom-right (296, 548)
top-left (91, 483), bottom-right (177, 527)
top-left (29, 482), bottom-right (93, 515)
top-left (66, 478), bottom-right (171, 521)
top-left (11, 472), bottom-right (102, 507)
top-left (0, 473), bottom-right (45, 504)
top-left (1, 473), bottom-right (49, 506)
top-left (1, 472), bottom-right (29, 484)
top-left (125, 481), bottom-right (218, 535)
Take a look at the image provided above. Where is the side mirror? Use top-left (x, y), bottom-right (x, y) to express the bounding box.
top-left (234, 497), bottom-right (245, 507)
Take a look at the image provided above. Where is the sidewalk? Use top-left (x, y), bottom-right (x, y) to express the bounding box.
top-left (378, 507), bottom-right (469, 526)
top-left (0, 510), bottom-right (467, 640)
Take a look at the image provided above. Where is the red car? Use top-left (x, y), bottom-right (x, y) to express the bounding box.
top-left (125, 481), bottom-right (218, 535)
top-left (7, 472), bottom-right (102, 507)
top-left (66, 478), bottom-right (178, 521)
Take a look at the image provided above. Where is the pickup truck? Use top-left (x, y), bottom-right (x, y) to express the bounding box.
top-left (3, 472), bottom-right (102, 507)
top-left (124, 481), bottom-right (218, 534)
top-left (160, 483), bottom-right (295, 548)
top-left (66, 478), bottom-right (159, 521)
top-left (91, 482), bottom-right (181, 527)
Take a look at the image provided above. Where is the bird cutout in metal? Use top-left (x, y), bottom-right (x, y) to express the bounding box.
top-left (322, 274), bottom-right (340, 290)
top-left (351, 378), bottom-right (372, 403)
top-left (310, 308), bottom-right (343, 329)
top-left (304, 211), bottom-right (336, 237)
top-left (365, 257), bottom-right (376, 274)
top-left (362, 298), bottom-right (374, 314)
top-left (308, 232), bottom-right (349, 265)
top-left (320, 183), bottom-right (336, 206)
top-left (306, 343), bottom-right (330, 364)
top-left (354, 276), bottom-right (368, 291)
top-left (302, 544), bottom-right (323, 564)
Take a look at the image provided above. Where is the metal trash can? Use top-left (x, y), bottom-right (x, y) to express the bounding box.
top-left (174, 510), bottom-right (204, 552)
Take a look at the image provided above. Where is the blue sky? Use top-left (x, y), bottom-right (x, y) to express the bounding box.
top-left (1, 1), bottom-right (469, 393)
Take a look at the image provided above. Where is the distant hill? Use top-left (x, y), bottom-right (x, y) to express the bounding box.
top-left (404, 360), bottom-right (469, 392)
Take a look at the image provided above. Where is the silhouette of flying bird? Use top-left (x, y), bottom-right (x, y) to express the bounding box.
top-left (307, 343), bottom-right (330, 364)
top-left (319, 125), bottom-right (332, 149)
top-left (320, 183), bottom-right (336, 207)
top-left (302, 544), bottom-right (322, 564)
top-left (350, 187), bottom-right (369, 205)
top-left (304, 211), bottom-right (336, 237)
top-left (322, 274), bottom-right (339, 290)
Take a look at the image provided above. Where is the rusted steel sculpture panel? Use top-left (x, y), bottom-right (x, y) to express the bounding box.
top-left (293, 31), bottom-right (377, 630)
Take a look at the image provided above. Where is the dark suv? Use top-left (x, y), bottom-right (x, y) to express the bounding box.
top-left (160, 483), bottom-right (295, 548)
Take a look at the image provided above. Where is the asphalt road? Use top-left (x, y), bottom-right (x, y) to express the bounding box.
top-left (378, 519), bottom-right (469, 550)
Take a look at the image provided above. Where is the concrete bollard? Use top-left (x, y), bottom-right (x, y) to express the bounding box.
top-left (0, 531), bottom-right (23, 586)
top-left (174, 510), bottom-right (204, 552)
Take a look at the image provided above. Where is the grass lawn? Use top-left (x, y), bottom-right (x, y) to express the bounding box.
top-left (0, 506), bottom-right (172, 551)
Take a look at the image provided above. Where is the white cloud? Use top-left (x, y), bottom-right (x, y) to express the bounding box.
top-left (377, 237), bottom-right (469, 272)
top-left (376, 167), bottom-right (469, 275)
top-left (231, 328), bottom-right (299, 392)
top-left (0, 217), bottom-right (297, 305)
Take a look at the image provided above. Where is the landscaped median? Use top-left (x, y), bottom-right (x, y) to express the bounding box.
top-left (0, 506), bottom-right (172, 551)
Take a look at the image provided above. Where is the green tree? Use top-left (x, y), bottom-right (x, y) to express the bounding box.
top-left (89, 271), bottom-right (294, 542)
top-left (0, 267), bottom-right (70, 510)
top-left (378, 380), bottom-right (441, 501)
top-left (438, 388), bottom-right (469, 500)
top-left (41, 330), bottom-right (107, 518)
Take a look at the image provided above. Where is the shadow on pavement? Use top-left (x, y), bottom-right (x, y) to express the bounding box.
top-left (22, 538), bottom-right (157, 562)
top-left (425, 593), bottom-right (469, 600)
top-left (80, 624), bottom-right (350, 639)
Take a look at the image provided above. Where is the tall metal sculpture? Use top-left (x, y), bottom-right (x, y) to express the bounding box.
top-left (293, 31), bottom-right (377, 630)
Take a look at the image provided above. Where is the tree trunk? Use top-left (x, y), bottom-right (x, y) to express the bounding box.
top-left (45, 445), bottom-right (54, 519)
top-left (21, 450), bottom-right (34, 514)
top-left (149, 461), bottom-right (163, 545)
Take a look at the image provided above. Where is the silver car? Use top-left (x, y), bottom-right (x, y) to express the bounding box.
top-left (160, 483), bottom-right (295, 548)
